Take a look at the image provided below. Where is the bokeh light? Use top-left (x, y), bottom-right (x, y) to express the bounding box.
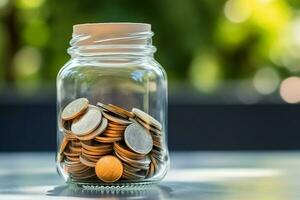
top-left (0, 0), bottom-right (8, 9)
top-left (253, 67), bottom-right (280, 95)
top-left (189, 53), bottom-right (222, 93)
top-left (15, 0), bottom-right (45, 9)
top-left (13, 47), bottom-right (41, 78)
top-left (224, 0), bottom-right (252, 23)
top-left (280, 77), bottom-right (300, 103)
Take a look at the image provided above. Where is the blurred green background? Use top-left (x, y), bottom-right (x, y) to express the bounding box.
top-left (1, 0), bottom-right (300, 103)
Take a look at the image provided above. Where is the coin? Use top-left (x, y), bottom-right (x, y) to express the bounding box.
top-left (122, 168), bottom-right (146, 180)
top-left (136, 118), bottom-right (162, 135)
top-left (64, 162), bottom-right (89, 173)
top-left (146, 162), bottom-right (155, 178)
top-left (59, 137), bottom-right (69, 154)
top-left (95, 155), bottom-right (123, 183)
top-left (71, 106), bottom-right (102, 136)
top-left (59, 99), bottom-right (165, 182)
top-left (102, 111), bottom-right (132, 125)
top-left (79, 154), bottom-right (97, 167)
top-left (71, 168), bottom-right (96, 180)
top-left (122, 162), bottom-right (141, 172)
top-left (61, 98), bottom-right (89, 120)
top-left (81, 141), bottom-right (112, 152)
top-left (113, 142), bottom-right (145, 160)
top-left (82, 146), bottom-right (112, 156)
top-left (132, 108), bottom-right (162, 130)
top-left (65, 156), bottom-right (80, 162)
top-left (124, 123), bottom-right (153, 155)
top-left (94, 136), bottom-right (122, 143)
top-left (75, 118), bottom-right (108, 141)
top-left (107, 122), bottom-right (127, 129)
top-left (106, 126), bottom-right (126, 131)
top-left (63, 149), bottom-right (80, 157)
top-left (68, 145), bottom-right (81, 153)
top-left (114, 152), bottom-right (150, 170)
top-left (108, 104), bottom-right (135, 118)
top-left (97, 102), bottom-right (128, 119)
top-left (63, 132), bottom-right (77, 140)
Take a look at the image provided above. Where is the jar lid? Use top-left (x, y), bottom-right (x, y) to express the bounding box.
top-left (73, 23), bottom-right (151, 37)
top-left (70, 23), bottom-right (153, 52)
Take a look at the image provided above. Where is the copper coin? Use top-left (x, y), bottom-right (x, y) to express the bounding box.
top-left (113, 142), bottom-right (145, 160)
top-left (95, 155), bottom-right (123, 183)
top-left (61, 98), bottom-right (89, 120)
top-left (97, 102), bottom-right (128, 119)
top-left (79, 154), bottom-right (97, 167)
top-left (95, 136), bottom-right (122, 143)
top-left (108, 104), bottom-right (135, 118)
top-left (102, 111), bottom-right (132, 125)
top-left (136, 118), bottom-right (162, 135)
top-left (59, 137), bottom-right (69, 154)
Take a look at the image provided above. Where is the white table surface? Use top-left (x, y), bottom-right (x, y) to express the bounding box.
top-left (0, 152), bottom-right (300, 200)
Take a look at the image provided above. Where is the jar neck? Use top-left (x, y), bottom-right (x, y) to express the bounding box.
top-left (68, 31), bottom-right (156, 58)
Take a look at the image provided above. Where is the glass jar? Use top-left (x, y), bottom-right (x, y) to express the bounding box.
top-left (56, 23), bottom-right (169, 189)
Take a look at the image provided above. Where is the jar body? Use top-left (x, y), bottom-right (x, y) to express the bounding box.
top-left (56, 55), bottom-right (169, 188)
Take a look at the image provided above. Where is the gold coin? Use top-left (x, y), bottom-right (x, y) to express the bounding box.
top-left (132, 108), bottom-right (162, 130)
top-left (71, 106), bottom-right (102, 136)
top-left (61, 98), bottom-right (89, 120)
top-left (95, 155), bottom-right (123, 183)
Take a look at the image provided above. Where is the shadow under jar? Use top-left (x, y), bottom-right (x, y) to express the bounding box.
top-left (56, 23), bottom-right (169, 189)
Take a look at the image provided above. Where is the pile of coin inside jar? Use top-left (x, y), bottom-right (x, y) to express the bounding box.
top-left (58, 98), bottom-right (164, 183)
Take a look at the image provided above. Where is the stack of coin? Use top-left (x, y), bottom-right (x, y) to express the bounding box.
top-left (58, 98), bottom-right (164, 183)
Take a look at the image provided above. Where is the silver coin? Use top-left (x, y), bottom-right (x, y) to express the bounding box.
top-left (124, 123), bottom-right (153, 154)
top-left (71, 106), bottom-right (102, 136)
